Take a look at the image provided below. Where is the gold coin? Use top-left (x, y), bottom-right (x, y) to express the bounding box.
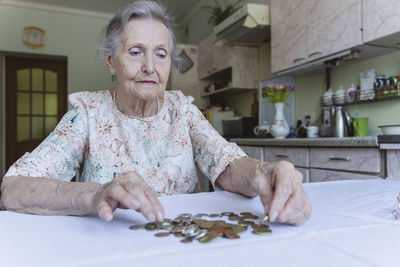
top-left (224, 229), bottom-right (240, 239)
top-left (199, 231), bottom-right (219, 243)
top-left (230, 225), bottom-right (247, 234)
top-left (129, 224), bottom-right (145, 230)
top-left (209, 213), bottom-right (220, 218)
top-left (228, 214), bottom-right (242, 221)
top-left (252, 229), bottom-right (272, 236)
top-left (238, 220), bottom-right (255, 226)
top-left (145, 222), bottom-right (161, 231)
top-left (181, 238), bottom-right (193, 243)
top-left (155, 232), bottom-right (170, 237)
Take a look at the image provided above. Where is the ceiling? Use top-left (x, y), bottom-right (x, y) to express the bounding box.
top-left (0, 0), bottom-right (203, 23)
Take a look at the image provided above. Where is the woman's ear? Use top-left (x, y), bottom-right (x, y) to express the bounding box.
top-left (105, 53), bottom-right (115, 75)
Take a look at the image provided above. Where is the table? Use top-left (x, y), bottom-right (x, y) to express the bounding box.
top-left (1, 179), bottom-right (400, 267)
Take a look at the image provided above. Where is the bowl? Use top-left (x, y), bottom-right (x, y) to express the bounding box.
top-left (378, 125), bottom-right (400, 135)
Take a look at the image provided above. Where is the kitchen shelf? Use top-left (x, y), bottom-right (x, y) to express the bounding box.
top-left (201, 87), bottom-right (257, 97)
top-left (321, 95), bottom-right (400, 107)
top-left (342, 95), bottom-right (400, 106)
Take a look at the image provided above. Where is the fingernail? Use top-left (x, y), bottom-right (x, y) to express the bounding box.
top-left (104, 213), bottom-right (113, 222)
top-left (269, 210), bottom-right (278, 222)
top-left (157, 211), bottom-right (164, 222)
top-left (148, 213), bottom-right (156, 222)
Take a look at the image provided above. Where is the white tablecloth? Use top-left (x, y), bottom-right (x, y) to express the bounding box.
top-left (1, 179), bottom-right (400, 267)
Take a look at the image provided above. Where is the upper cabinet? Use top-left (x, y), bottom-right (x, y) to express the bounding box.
top-left (197, 34), bottom-right (258, 96)
top-left (362, 0), bottom-right (400, 47)
top-left (271, 0), bottom-right (362, 73)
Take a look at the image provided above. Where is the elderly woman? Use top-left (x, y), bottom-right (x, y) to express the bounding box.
top-left (1, 0), bottom-right (311, 225)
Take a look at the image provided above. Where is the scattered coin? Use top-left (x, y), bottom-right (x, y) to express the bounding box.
top-left (224, 229), bottom-right (240, 239)
top-left (129, 211), bottom-right (272, 243)
top-left (155, 232), bottom-right (170, 237)
top-left (129, 224), bottom-right (145, 230)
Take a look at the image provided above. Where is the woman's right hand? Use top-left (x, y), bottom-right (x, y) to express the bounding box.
top-left (92, 171), bottom-right (164, 222)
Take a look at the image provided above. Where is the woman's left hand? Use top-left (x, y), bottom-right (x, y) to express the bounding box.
top-left (254, 160), bottom-right (311, 225)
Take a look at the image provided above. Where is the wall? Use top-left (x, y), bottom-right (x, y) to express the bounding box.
top-left (0, 5), bottom-right (114, 175)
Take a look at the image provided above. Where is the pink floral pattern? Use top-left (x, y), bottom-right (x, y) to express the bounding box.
top-left (5, 90), bottom-right (246, 196)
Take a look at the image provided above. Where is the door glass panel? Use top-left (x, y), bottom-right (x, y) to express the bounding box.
top-left (45, 94), bottom-right (58, 115)
top-left (32, 93), bottom-right (44, 115)
top-left (17, 69), bottom-right (30, 91)
top-left (32, 117), bottom-right (44, 139)
top-left (17, 92), bottom-right (30, 115)
top-left (45, 117), bottom-right (58, 136)
top-left (32, 68), bottom-right (44, 91)
top-left (17, 116), bottom-right (30, 142)
top-left (45, 70), bottom-right (58, 92)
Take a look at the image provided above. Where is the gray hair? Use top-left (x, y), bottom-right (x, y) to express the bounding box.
top-left (98, 0), bottom-right (180, 65)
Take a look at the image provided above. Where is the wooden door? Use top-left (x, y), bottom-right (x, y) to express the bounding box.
top-left (5, 56), bottom-right (67, 169)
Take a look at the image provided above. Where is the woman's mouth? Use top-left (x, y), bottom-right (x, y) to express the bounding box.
top-left (137, 80), bottom-right (157, 84)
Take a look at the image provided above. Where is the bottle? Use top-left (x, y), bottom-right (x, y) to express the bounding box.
top-left (250, 92), bottom-right (259, 121)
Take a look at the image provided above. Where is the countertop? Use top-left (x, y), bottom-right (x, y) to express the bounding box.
top-left (230, 136), bottom-right (379, 147)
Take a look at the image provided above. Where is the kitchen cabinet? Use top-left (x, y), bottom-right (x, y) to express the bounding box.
top-left (384, 148), bottom-right (400, 180)
top-left (240, 145), bottom-right (263, 161)
top-left (239, 143), bottom-right (384, 183)
top-left (309, 147), bottom-right (381, 173)
top-left (270, 0), bottom-right (362, 73)
top-left (310, 169), bottom-right (378, 182)
top-left (197, 34), bottom-right (258, 96)
top-left (362, 0), bottom-right (400, 47)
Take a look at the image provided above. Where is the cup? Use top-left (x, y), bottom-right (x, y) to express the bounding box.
top-left (353, 117), bottom-right (368, 136)
top-left (307, 125), bottom-right (319, 138)
top-left (254, 124), bottom-right (269, 135)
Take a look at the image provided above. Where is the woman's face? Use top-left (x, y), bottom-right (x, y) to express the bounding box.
top-left (106, 18), bottom-right (172, 100)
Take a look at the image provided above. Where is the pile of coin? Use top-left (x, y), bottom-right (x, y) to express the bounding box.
top-left (129, 211), bottom-right (271, 243)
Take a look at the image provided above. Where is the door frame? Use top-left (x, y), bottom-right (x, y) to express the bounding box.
top-left (0, 51), bottom-right (68, 176)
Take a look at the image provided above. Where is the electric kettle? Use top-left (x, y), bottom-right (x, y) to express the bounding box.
top-left (332, 106), bottom-right (354, 137)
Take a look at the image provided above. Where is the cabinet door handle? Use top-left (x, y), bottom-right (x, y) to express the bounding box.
top-left (308, 51), bottom-right (323, 58)
top-left (292, 57), bottom-right (305, 64)
top-left (329, 156), bottom-right (350, 161)
top-left (276, 154), bottom-right (289, 158)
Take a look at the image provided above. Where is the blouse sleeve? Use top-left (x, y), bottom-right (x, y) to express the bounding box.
top-left (4, 94), bottom-right (88, 182)
top-left (184, 94), bottom-right (247, 186)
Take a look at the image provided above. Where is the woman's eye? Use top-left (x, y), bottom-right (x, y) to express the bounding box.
top-left (156, 50), bottom-right (167, 59)
top-left (129, 49), bottom-right (142, 56)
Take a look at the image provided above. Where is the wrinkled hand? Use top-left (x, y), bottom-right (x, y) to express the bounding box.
top-left (92, 171), bottom-right (164, 222)
top-left (254, 160), bottom-right (311, 225)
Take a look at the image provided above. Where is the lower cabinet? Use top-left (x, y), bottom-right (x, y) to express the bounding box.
top-left (239, 144), bottom-right (384, 183)
top-left (386, 149), bottom-right (400, 180)
top-left (310, 169), bottom-right (379, 182)
top-left (240, 145), bottom-right (264, 161)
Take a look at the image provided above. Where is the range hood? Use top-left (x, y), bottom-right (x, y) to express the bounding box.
top-left (213, 3), bottom-right (270, 45)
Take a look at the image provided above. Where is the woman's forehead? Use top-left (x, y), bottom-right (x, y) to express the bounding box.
top-left (120, 17), bottom-right (170, 47)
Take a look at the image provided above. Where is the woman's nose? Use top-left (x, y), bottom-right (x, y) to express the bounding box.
top-left (141, 54), bottom-right (154, 74)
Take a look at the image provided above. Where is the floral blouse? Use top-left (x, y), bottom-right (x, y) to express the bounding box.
top-left (5, 90), bottom-right (246, 195)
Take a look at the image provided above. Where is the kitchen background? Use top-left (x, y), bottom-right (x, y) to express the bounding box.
top-left (0, 0), bottom-right (400, 176)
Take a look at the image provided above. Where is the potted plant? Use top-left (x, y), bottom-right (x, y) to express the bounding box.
top-left (204, 0), bottom-right (243, 26)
